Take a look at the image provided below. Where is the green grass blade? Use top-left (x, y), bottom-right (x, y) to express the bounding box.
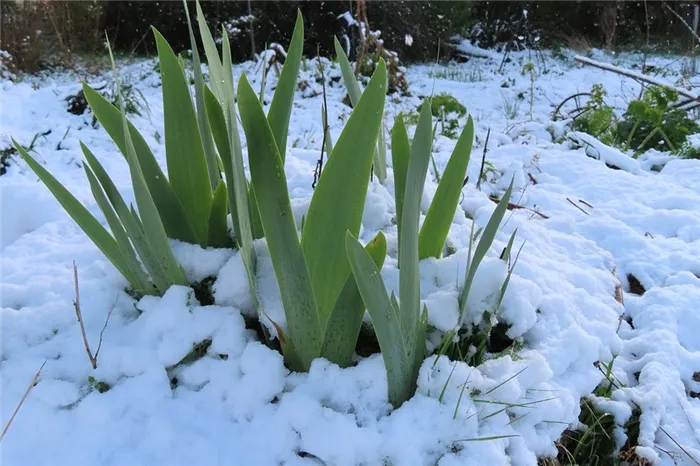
top-left (80, 144), bottom-right (152, 293)
top-left (321, 231), bottom-right (387, 367)
top-left (399, 98), bottom-right (433, 341)
top-left (83, 165), bottom-right (150, 293)
top-left (203, 84), bottom-right (241, 243)
top-left (267, 10), bottom-right (303, 163)
top-left (207, 180), bottom-right (231, 248)
top-left (418, 116), bottom-right (474, 260)
top-left (391, 115), bottom-right (410, 234)
top-left (496, 237), bottom-right (524, 310)
top-left (195, 0), bottom-right (225, 98)
top-left (248, 184), bottom-right (264, 240)
top-left (14, 140), bottom-right (134, 285)
top-left (221, 30), bottom-right (258, 307)
top-left (333, 37), bottom-right (362, 104)
top-left (459, 178), bottom-right (514, 319)
top-left (345, 231), bottom-right (412, 408)
top-left (333, 36), bottom-right (387, 182)
top-left (500, 227), bottom-right (517, 262)
top-left (376, 123), bottom-right (388, 180)
top-left (106, 41), bottom-right (187, 292)
top-left (238, 73), bottom-right (321, 371)
top-left (301, 60), bottom-right (387, 322)
top-left (183, 0), bottom-right (220, 190)
top-left (153, 28), bottom-right (212, 245)
top-left (82, 83), bottom-right (198, 244)
top-left (80, 141), bottom-right (175, 294)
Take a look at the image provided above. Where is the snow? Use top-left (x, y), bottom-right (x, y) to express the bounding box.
top-left (2, 48), bottom-right (700, 465)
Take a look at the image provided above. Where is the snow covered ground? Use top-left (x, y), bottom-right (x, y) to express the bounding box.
top-left (2, 47), bottom-right (700, 465)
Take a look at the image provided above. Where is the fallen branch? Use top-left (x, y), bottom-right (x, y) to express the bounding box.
top-left (73, 262), bottom-right (113, 370)
top-left (574, 55), bottom-right (700, 103)
top-left (0, 360), bottom-right (47, 443)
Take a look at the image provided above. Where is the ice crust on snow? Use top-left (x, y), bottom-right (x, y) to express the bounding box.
top-left (2, 50), bottom-right (700, 465)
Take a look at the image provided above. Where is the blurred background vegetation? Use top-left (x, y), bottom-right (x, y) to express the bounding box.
top-left (1, 0), bottom-right (698, 74)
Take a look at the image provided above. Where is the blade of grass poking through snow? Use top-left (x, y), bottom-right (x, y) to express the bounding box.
top-left (203, 84), bottom-right (240, 240)
top-left (496, 237), bottom-right (524, 311)
top-left (320, 231), bottom-right (387, 367)
top-left (301, 59), bottom-right (386, 321)
top-left (391, 114), bottom-right (410, 233)
top-left (267, 11), bottom-right (303, 163)
top-left (82, 84), bottom-right (198, 245)
top-left (83, 141), bottom-right (185, 294)
top-left (183, 0), bottom-right (220, 190)
top-left (333, 36), bottom-right (387, 182)
top-left (220, 29), bottom-right (258, 300)
top-left (83, 166), bottom-right (152, 293)
top-left (106, 38), bottom-right (187, 291)
top-left (458, 178), bottom-right (514, 321)
top-left (153, 28), bottom-right (213, 246)
top-left (418, 116), bottom-right (474, 260)
top-left (500, 228), bottom-right (517, 261)
top-left (207, 180), bottom-right (230, 248)
top-left (13, 141), bottom-right (135, 288)
top-left (238, 73), bottom-right (321, 371)
top-left (345, 231), bottom-right (413, 407)
top-left (400, 96), bottom-right (433, 340)
top-left (80, 143), bottom-right (154, 293)
top-left (196, 0), bottom-right (257, 304)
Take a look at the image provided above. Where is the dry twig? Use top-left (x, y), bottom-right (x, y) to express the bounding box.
top-left (73, 261), bottom-right (113, 369)
top-left (0, 360), bottom-right (47, 443)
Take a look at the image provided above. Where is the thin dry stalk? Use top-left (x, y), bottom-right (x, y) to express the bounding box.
top-left (0, 360), bottom-right (47, 443)
top-left (312, 52), bottom-right (330, 190)
top-left (354, 0), bottom-right (369, 76)
top-left (72, 261), bottom-right (113, 369)
top-left (567, 198), bottom-right (590, 215)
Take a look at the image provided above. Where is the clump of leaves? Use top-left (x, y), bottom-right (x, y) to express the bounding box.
top-left (572, 84), bottom-right (616, 145)
top-left (419, 93), bottom-right (467, 118)
top-left (615, 86), bottom-right (699, 153)
top-left (679, 142), bottom-right (700, 159)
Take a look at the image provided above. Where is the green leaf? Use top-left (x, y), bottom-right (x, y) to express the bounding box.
top-left (183, 0), bottom-right (221, 190)
top-left (459, 178), bottom-right (514, 320)
top-left (345, 231), bottom-right (413, 408)
top-left (399, 97), bottom-right (433, 342)
top-left (207, 180), bottom-right (231, 248)
top-left (80, 144), bottom-right (152, 294)
top-left (496, 236), bottom-right (524, 310)
top-left (81, 143), bottom-right (168, 291)
top-left (301, 60), bottom-right (387, 322)
top-left (238, 73), bottom-right (321, 371)
top-left (106, 41), bottom-right (188, 292)
top-left (221, 33), bottom-right (259, 312)
top-left (154, 28), bottom-right (212, 245)
top-left (333, 36), bottom-right (387, 182)
top-left (391, 115), bottom-right (410, 234)
top-left (321, 231), bottom-right (387, 367)
top-left (333, 37), bottom-right (362, 104)
top-left (203, 84), bottom-right (240, 242)
top-left (196, 0), bottom-right (257, 307)
top-left (14, 140), bottom-right (134, 287)
top-left (267, 10), bottom-right (303, 163)
top-left (419, 116), bottom-right (474, 260)
top-left (195, 0), bottom-right (225, 98)
top-left (82, 83), bottom-right (198, 245)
